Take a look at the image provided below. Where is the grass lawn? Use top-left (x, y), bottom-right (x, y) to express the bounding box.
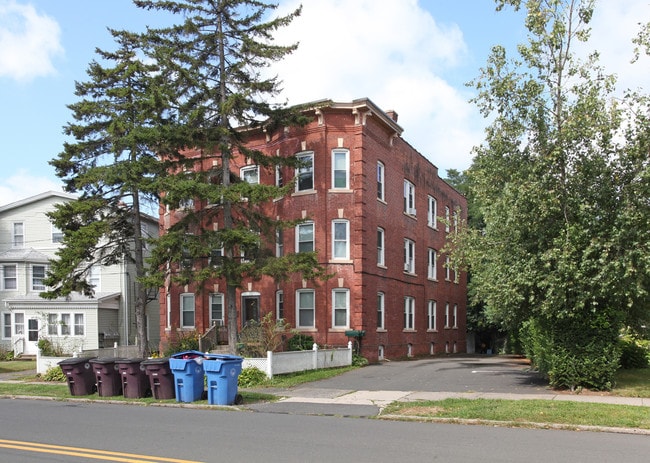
top-left (0, 359), bottom-right (36, 375)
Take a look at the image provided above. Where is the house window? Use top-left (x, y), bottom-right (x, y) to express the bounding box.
top-left (3, 313), bottom-right (11, 339)
top-left (179, 198), bottom-right (194, 211)
top-left (32, 265), bottom-right (46, 291)
top-left (74, 313), bottom-right (85, 336)
top-left (52, 224), bottom-right (64, 243)
top-left (332, 220), bottom-right (349, 260)
top-left (377, 227), bottom-right (385, 266)
top-left (3, 265), bottom-right (17, 290)
top-left (276, 290), bottom-right (284, 320)
top-left (453, 304), bottom-right (458, 328)
top-left (275, 228), bottom-right (284, 257)
top-left (445, 206), bottom-right (450, 232)
top-left (210, 293), bottom-right (224, 326)
top-left (61, 314), bottom-right (70, 335)
top-left (445, 255), bottom-right (451, 281)
top-left (14, 313), bottom-right (24, 335)
top-left (453, 208), bottom-right (459, 232)
top-left (403, 180), bottom-right (416, 216)
top-left (48, 313), bottom-right (58, 335)
top-left (296, 151), bottom-right (314, 192)
top-left (296, 222), bottom-right (314, 253)
top-left (87, 265), bottom-right (101, 291)
top-left (427, 196), bottom-right (437, 228)
top-left (166, 293), bottom-right (171, 329)
top-left (445, 302), bottom-right (450, 328)
top-left (427, 248), bottom-right (437, 280)
top-left (332, 288), bottom-right (349, 328)
top-left (377, 292), bottom-right (385, 329)
top-left (210, 247), bottom-right (224, 267)
top-left (275, 164), bottom-right (284, 187)
top-left (404, 239), bottom-right (415, 274)
top-left (180, 293), bottom-right (195, 328)
top-left (377, 162), bottom-right (385, 201)
top-left (332, 149), bottom-right (349, 189)
top-left (12, 222), bottom-right (24, 248)
top-left (404, 296), bottom-right (415, 330)
top-left (428, 300), bottom-right (437, 331)
top-left (296, 289), bottom-right (315, 328)
top-left (241, 165), bottom-right (259, 184)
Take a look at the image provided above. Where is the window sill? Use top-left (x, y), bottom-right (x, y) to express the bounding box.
top-left (376, 328), bottom-right (387, 333)
top-left (292, 189), bottom-right (316, 197)
top-left (403, 271), bottom-right (417, 277)
top-left (329, 259), bottom-right (353, 264)
top-left (377, 198), bottom-right (387, 205)
top-left (427, 329), bottom-right (438, 333)
top-left (403, 212), bottom-right (417, 220)
top-left (402, 329), bottom-right (417, 333)
top-left (328, 188), bottom-right (353, 194)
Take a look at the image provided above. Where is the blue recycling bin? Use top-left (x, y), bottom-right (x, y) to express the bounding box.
top-left (169, 351), bottom-right (205, 403)
top-left (203, 354), bottom-right (244, 405)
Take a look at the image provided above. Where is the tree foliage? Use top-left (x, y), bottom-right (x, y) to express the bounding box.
top-left (450, 0), bottom-right (650, 389)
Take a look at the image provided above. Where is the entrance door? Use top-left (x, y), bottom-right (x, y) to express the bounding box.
top-left (24, 317), bottom-right (39, 355)
top-left (242, 295), bottom-right (260, 327)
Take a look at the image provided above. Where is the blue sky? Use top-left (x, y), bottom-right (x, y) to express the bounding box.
top-left (1, 0), bottom-right (648, 206)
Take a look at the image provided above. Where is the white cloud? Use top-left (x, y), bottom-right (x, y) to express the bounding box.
top-left (272, 0), bottom-right (480, 174)
top-left (0, 170), bottom-right (64, 206)
top-left (0, 0), bottom-right (63, 82)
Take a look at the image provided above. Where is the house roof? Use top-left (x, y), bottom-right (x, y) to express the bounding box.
top-left (0, 190), bottom-right (77, 214)
top-left (0, 248), bottom-right (51, 263)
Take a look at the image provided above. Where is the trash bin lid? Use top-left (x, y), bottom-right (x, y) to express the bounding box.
top-left (89, 357), bottom-right (123, 364)
top-left (171, 350), bottom-right (206, 359)
top-left (116, 358), bottom-right (145, 365)
top-left (141, 357), bottom-right (170, 366)
top-left (58, 356), bottom-right (96, 366)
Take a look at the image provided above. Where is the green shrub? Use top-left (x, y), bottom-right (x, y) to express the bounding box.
top-left (41, 366), bottom-right (66, 382)
top-left (287, 334), bottom-right (314, 351)
top-left (0, 348), bottom-right (14, 361)
top-left (619, 337), bottom-right (650, 369)
top-left (163, 331), bottom-right (200, 357)
top-left (352, 354), bottom-right (368, 367)
top-left (238, 366), bottom-right (268, 388)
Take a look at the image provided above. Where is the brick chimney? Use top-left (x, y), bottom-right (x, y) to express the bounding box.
top-left (385, 110), bottom-right (398, 122)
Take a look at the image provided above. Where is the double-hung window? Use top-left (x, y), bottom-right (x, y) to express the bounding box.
top-left (180, 294), bottom-right (195, 328)
top-left (404, 296), bottom-right (415, 330)
top-left (377, 162), bottom-right (385, 201)
top-left (428, 300), bottom-right (437, 331)
top-left (2, 313), bottom-right (11, 339)
top-left (32, 265), bottom-right (46, 291)
top-left (403, 180), bottom-right (416, 216)
top-left (297, 222), bottom-right (314, 253)
top-left (210, 293), bottom-right (224, 326)
top-left (445, 302), bottom-right (450, 328)
top-left (241, 165), bottom-right (259, 184)
top-left (332, 220), bottom-right (349, 260)
top-left (275, 229), bottom-right (284, 257)
top-left (427, 195), bottom-right (437, 228)
top-left (48, 313), bottom-right (58, 335)
top-left (377, 292), bottom-right (385, 329)
top-left (52, 224), bottom-right (64, 243)
top-left (427, 248), bottom-right (437, 280)
top-left (332, 288), bottom-right (349, 328)
top-left (332, 149), bottom-right (349, 189)
top-left (296, 289), bottom-right (315, 328)
top-left (87, 265), bottom-right (101, 291)
top-left (296, 151), bottom-right (314, 192)
top-left (74, 314), bottom-right (85, 336)
top-left (453, 304), bottom-right (458, 328)
top-left (445, 206), bottom-right (451, 232)
top-left (445, 255), bottom-right (451, 281)
top-left (3, 265), bottom-right (17, 290)
top-left (276, 290), bottom-right (284, 320)
top-left (377, 227), bottom-right (385, 266)
top-left (404, 239), bottom-right (415, 273)
top-left (12, 222), bottom-right (24, 248)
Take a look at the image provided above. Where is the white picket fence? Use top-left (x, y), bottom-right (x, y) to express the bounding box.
top-left (244, 342), bottom-right (353, 379)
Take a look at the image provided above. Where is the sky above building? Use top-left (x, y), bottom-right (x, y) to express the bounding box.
top-left (1, 0), bottom-right (648, 206)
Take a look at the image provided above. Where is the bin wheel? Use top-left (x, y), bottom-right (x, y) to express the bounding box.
top-left (234, 394), bottom-right (244, 405)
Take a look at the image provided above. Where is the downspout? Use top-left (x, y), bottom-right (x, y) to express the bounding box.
top-left (123, 266), bottom-right (130, 346)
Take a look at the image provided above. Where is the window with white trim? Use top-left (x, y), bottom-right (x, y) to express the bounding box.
top-left (276, 290), bottom-right (284, 320)
top-left (3, 313), bottom-right (12, 339)
top-left (332, 220), bottom-right (349, 260)
top-left (445, 206), bottom-right (450, 232)
top-left (12, 222), bottom-right (24, 248)
top-left (377, 227), bottom-right (385, 266)
top-left (275, 164), bottom-right (284, 187)
top-left (377, 162), bottom-right (385, 201)
top-left (52, 224), bottom-right (64, 243)
top-left (427, 195), bottom-right (437, 228)
top-left (166, 293), bottom-right (171, 329)
top-left (296, 151), bottom-right (314, 192)
top-left (404, 296), bottom-right (415, 330)
top-left (403, 180), bottom-right (416, 215)
top-left (60, 314), bottom-right (70, 335)
top-left (32, 265), bottom-right (46, 291)
top-left (404, 239), bottom-right (415, 273)
top-left (241, 165), bottom-right (259, 184)
top-left (377, 292), bottom-right (385, 329)
top-left (74, 313), bottom-right (85, 335)
top-left (14, 313), bottom-right (24, 335)
top-left (276, 228), bottom-right (284, 257)
top-left (445, 302), bottom-right (450, 328)
top-left (332, 149), bottom-right (349, 189)
top-left (427, 248), bottom-right (437, 280)
top-left (445, 255), bottom-right (451, 281)
top-left (296, 289), bottom-right (315, 328)
top-left (453, 304), bottom-right (458, 328)
top-left (87, 265), bottom-right (101, 291)
top-left (180, 293), bottom-right (195, 328)
top-left (296, 222), bottom-right (314, 253)
top-left (428, 300), bottom-right (437, 331)
top-left (210, 293), bottom-right (224, 326)
top-left (332, 288), bottom-right (349, 328)
top-left (48, 313), bottom-right (58, 335)
top-left (3, 265), bottom-right (17, 290)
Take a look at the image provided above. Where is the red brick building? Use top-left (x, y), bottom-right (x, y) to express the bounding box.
top-left (159, 98), bottom-right (467, 362)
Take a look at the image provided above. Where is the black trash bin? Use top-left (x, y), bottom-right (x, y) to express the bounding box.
top-left (58, 357), bottom-right (97, 396)
top-left (116, 358), bottom-right (151, 398)
top-left (89, 358), bottom-right (123, 397)
top-left (142, 358), bottom-right (175, 400)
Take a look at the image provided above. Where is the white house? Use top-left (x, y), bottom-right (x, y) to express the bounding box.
top-left (0, 191), bottom-right (160, 357)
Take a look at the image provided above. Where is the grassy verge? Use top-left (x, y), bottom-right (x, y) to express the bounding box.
top-left (0, 360), bottom-right (36, 374)
top-left (381, 398), bottom-right (650, 430)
